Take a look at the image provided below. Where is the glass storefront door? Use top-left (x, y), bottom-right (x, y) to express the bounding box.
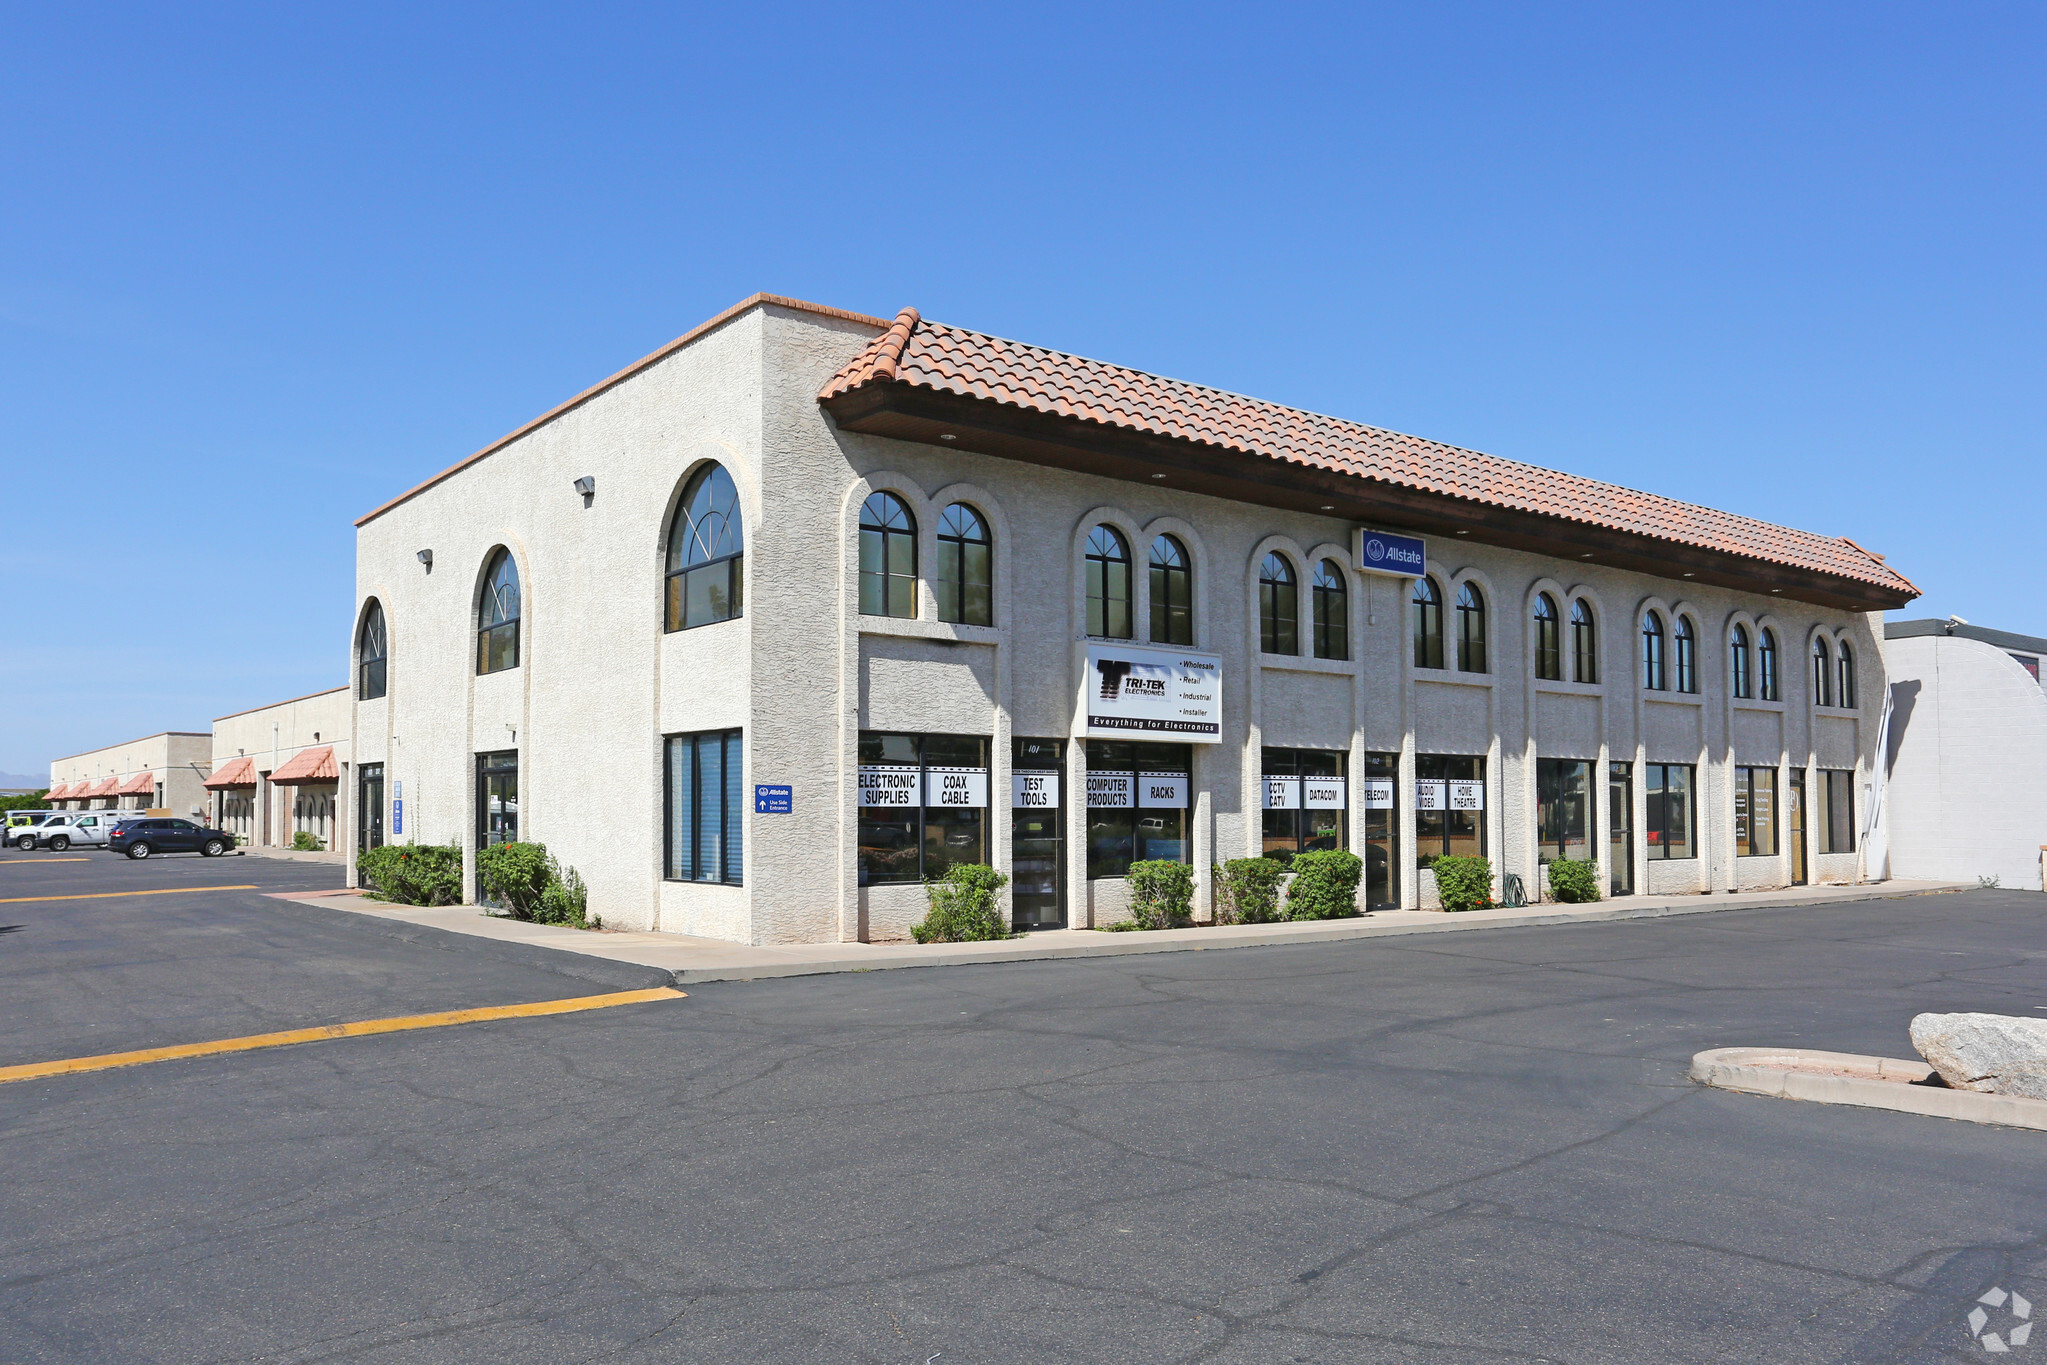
top-left (477, 751), bottom-right (519, 848)
top-left (358, 763), bottom-right (384, 853)
top-left (1788, 769), bottom-right (1808, 885)
top-left (1361, 752), bottom-right (1398, 910)
top-left (1010, 738), bottom-right (1065, 930)
top-left (1608, 762), bottom-right (1634, 896)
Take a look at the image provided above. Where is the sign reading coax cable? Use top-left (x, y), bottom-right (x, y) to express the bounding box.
top-left (1084, 643), bottom-right (1222, 742)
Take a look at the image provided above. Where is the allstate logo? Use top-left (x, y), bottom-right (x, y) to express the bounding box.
top-left (1968, 1286), bottom-right (2033, 1352)
top-left (1365, 537), bottom-right (1387, 563)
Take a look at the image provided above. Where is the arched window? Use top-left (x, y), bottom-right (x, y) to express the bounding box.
top-left (936, 503), bottom-right (992, 626)
top-left (1674, 616), bottom-right (1698, 694)
top-left (1730, 625), bottom-right (1752, 699)
top-left (1259, 553), bottom-right (1298, 655)
top-left (1085, 525), bottom-right (1132, 638)
top-left (1311, 559), bottom-right (1348, 660)
top-left (1532, 593), bottom-right (1561, 681)
top-left (1838, 641), bottom-right (1856, 710)
top-left (1571, 598), bottom-right (1598, 683)
top-left (1412, 576), bottom-right (1444, 669)
top-left (1641, 611), bottom-right (1666, 691)
top-left (477, 549), bottom-right (520, 675)
top-left (357, 601), bottom-right (387, 700)
top-left (1148, 535), bottom-right (1191, 645)
top-left (1456, 582), bottom-right (1487, 673)
top-left (859, 492), bottom-right (917, 619)
top-left (1812, 637), bottom-right (1833, 706)
top-left (1759, 628), bottom-right (1780, 700)
top-left (665, 463), bottom-right (744, 631)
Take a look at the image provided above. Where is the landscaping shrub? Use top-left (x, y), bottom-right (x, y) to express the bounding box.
top-left (1126, 859), bottom-right (1195, 930)
top-left (1430, 855), bottom-right (1494, 912)
top-left (1283, 850), bottom-right (1364, 920)
top-left (1212, 857), bottom-right (1285, 925)
top-left (289, 830), bottom-right (324, 852)
top-left (911, 863), bottom-right (1009, 943)
top-left (477, 840), bottom-right (589, 926)
top-left (356, 842), bottom-right (462, 907)
top-left (1545, 856), bottom-right (1600, 904)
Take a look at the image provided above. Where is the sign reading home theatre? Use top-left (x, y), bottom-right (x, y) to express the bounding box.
top-left (1084, 644), bottom-right (1222, 742)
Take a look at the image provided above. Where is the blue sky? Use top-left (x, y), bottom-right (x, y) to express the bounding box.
top-left (2, 2), bottom-right (2041, 778)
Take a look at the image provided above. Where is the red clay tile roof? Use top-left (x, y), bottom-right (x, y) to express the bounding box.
top-left (822, 309), bottom-right (1917, 598)
top-left (268, 746), bottom-right (337, 785)
top-left (203, 756), bottom-right (258, 790)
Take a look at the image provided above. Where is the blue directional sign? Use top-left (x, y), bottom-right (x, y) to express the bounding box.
top-left (391, 799), bottom-right (403, 835)
top-left (1354, 528), bottom-right (1428, 578)
top-left (754, 784), bottom-right (793, 814)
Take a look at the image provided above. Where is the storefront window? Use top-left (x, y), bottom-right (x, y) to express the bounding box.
top-left (1535, 758), bottom-right (1591, 862)
top-left (666, 729), bottom-right (743, 883)
top-left (1645, 763), bottom-right (1694, 860)
top-left (1415, 754), bottom-right (1485, 867)
top-left (476, 750), bottom-right (518, 848)
top-left (358, 763), bottom-right (383, 852)
top-left (1085, 740), bottom-right (1191, 879)
top-left (857, 732), bottom-right (988, 884)
top-left (1361, 753), bottom-right (1398, 908)
top-left (1817, 769), bottom-right (1855, 853)
top-left (1260, 748), bottom-right (1346, 866)
top-left (1734, 765), bottom-right (1777, 858)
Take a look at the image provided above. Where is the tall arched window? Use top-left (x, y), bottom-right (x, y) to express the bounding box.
top-left (1838, 641), bottom-right (1856, 710)
top-left (1456, 583), bottom-right (1487, 673)
top-left (1641, 611), bottom-right (1666, 691)
top-left (665, 463), bottom-right (744, 631)
top-left (1259, 553), bottom-right (1298, 655)
top-left (478, 549), bottom-right (520, 675)
top-left (1730, 625), bottom-right (1752, 699)
top-left (859, 492), bottom-right (917, 618)
top-left (1312, 559), bottom-right (1348, 660)
top-left (1759, 628), bottom-right (1780, 700)
top-left (1532, 593), bottom-right (1561, 680)
top-left (936, 503), bottom-right (992, 626)
top-left (1148, 535), bottom-right (1191, 645)
top-left (1812, 637), bottom-right (1833, 706)
top-left (1085, 525), bottom-right (1132, 638)
top-left (357, 600), bottom-right (387, 700)
top-left (1674, 616), bottom-right (1698, 693)
top-left (1412, 576), bottom-right (1444, 669)
top-left (1571, 599), bottom-right (1598, 683)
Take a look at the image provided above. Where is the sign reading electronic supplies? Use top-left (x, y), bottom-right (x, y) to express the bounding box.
top-left (1085, 643), bottom-right (1222, 742)
top-left (1353, 528), bottom-right (1427, 579)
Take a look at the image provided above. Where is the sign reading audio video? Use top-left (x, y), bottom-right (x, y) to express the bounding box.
top-left (1084, 643), bottom-right (1223, 743)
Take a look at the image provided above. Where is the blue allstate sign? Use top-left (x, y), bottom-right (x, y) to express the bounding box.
top-left (1354, 529), bottom-right (1428, 578)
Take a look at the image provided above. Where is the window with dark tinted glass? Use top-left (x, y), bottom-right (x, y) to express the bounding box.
top-left (1730, 625), bottom-right (1751, 699)
top-left (1734, 766), bottom-right (1777, 857)
top-left (1536, 758), bottom-right (1591, 862)
top-left (1415, 755), bottom-right (1485, 865)
top-left (1260, 748), bottom-right (1346, 865)
top-left (857, 732), bottom-right (988, 884)
top-left (477, 550), bottom-right (520, 675)
top-left (1412, 576), bottom-right (1444, 669)
top-left (1533, 594), bottom-right (1561, 681)
top-left (936, 503), bottom-right (992, 626)
top-left (1455, 583), bottom-right (1486, 673)
top-left (1259, 554), bottom-right (1298, 655)
top-left (859, 493), bottom-right (917, 618)
top-left (358, 600), bottom-right (387, 700)
top-left (1085, 740), bottom-right (1191, 879)
top-left (1311, 559), bottom-right (1347, 660)
top-left (1085, 526), bottom-right (1132, 639)
top-left (666, 463), bottom-right (744, 631)
top-left (1148, 535), bottom-right (1191, 645)
top-left (1817, 769), bottom-right (1855, 853)
top-left (666, 730), bottom-right (743, 883)
top-left (1645, 763), bottom-right (1694, 859)
top-left (1570, 599), bottom-right (1598, 683)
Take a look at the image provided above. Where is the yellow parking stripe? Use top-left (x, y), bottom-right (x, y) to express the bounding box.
top-left (0, 858), bottom-right (91, 864)
top-left (0, 885), bottom-right (259, 904)
top-left (0, 987), bottom-right (685, 1085)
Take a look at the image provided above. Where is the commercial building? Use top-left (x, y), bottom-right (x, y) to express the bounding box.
top-left (46, 732), bottom-right (211, 817)
top-left (349, 294), bottom-right (1917, 943)
top-left (205, 686), bottom-right (352, 849)
top-left (1880, 619), bottom-right (2047, 889)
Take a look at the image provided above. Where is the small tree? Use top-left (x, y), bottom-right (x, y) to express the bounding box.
top-left (912, 863), bottom-right (1009, 943)
top-left (1283, 850), bottom-right (1364, 920)
top-left (1545, 856), bottom-right (1600, 904)
top-left (1127, 860), bottom-right (1195, 930)
top-left (1431, 855), bottom-right (1494, 912)
top-left (1213, 857), bottom-right (1285, 925)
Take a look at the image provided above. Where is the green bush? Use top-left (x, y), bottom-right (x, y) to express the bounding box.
top-left (1213, 857), bottom-right (1285, 925)
top-left (1283, 850), bottom-right (1364, 920)
top-left (911, 863), bottom-right (1009, 943)
top-left (356, 843), bottom-right (462, 907)
top-left (1431, 855), bottom-right (1494, 912)
top-left (289, 830), bottom-right (324, 852)
top-left (1545, 856), bottom-right (1600, 904)
top-left (477, 841), bottom-right (589, 926)
top-left (1126, 859), bottom-right (1195, 930)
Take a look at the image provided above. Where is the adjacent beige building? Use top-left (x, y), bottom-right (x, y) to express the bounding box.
top-left (47, 733), bottom-right (212, 817)
top-left (206, 686), bottom-right (351, 849)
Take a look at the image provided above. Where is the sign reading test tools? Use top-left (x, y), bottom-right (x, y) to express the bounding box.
top-left (1352, 528), bottom-right (1428, 579)
top-left (1084, 643), bottom-right (1222, 742)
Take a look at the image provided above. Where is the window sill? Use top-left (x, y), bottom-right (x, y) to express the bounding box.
top-left (1260, 653), bottom-right (1355, 677)
top-left (1642, 691), bottom-right (1704, 707)
top-left (1414, 670), bottom-right (1494, 689)
top-left (1732, 698), bottom-right (1787, 713)
top-left (859, 617), bottom-right (1004, 645)
top-left (1533, 678), bottom-right (1604, 697)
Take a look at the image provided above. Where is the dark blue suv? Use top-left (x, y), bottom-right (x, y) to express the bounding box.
top-left (107, 818), bottom-right (233, 860)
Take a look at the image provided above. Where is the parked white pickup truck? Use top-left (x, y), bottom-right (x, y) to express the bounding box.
top-left (23, 811), bottom-right (145, 850)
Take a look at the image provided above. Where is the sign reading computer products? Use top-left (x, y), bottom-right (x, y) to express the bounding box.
top-left (1353, 528), bottom-right (1427, 579)
top-left (1084, 643), bottom-right (1222, 743)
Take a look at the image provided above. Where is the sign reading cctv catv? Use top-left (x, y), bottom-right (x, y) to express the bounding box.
top-left (1353, 528), bottom-right (1427, 578)
top-left (1085, 643), bottom-right (1222, 743)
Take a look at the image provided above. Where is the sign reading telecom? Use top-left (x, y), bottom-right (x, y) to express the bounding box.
top-left (1084, 643), bottom-right (1222, 743)
top-left (1353, 528), bottom-right (1428, 579)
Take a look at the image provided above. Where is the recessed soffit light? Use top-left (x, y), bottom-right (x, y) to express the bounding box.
top-left (1150, 473), bottom-right (1168, 480)
top-left (938, 433), bottom-right (957, 441)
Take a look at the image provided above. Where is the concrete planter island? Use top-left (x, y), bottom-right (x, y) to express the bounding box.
top-left (1690, 1046), bottom-right (2047, 1131)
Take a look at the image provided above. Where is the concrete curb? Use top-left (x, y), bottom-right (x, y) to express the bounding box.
top-left (1690, 1046), bottom-right (2047, 1131)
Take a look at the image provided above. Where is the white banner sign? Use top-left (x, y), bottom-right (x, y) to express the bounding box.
top-left (1262, 776), bottom-right (1300, 810)
top-left (1362, 778), bottom-right (1394, 809)
top-left (1415, 780), bottom-right (1446, 811)
top-left (1086, 772), bottom-right (1133, 808)
top-left (925, 766), bottom-right (988, 808)
top-left (1011, 771), bottom-right (1060, 808)
top-left (1448, 780), bottom-right (1485, 811)
top-left (1085, 643), bottom-right (1222, 742)
top-left (1137, 773), bottom-right (1189, 809)
top-left (859, 765), bottom-right (920, 807)
top-left (1302, 776), bottom-right (1347, 809)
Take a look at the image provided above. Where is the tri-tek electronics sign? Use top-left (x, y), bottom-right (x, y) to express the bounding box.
top-left (1084, 643), bottom-right (1222, 743)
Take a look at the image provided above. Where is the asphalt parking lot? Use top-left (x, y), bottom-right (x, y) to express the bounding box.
top-left (2, 854), bottom-right (2044, 1364)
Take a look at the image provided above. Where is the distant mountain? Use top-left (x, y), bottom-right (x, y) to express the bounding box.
top-left (0, 772), bottom-right (48, 792)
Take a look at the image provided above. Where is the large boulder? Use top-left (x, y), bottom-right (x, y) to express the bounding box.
top-left (1909, 1012), bottom-right (2047, 1099)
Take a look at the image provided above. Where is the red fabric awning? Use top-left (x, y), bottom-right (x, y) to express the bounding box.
top-left (269, 745), bottom-right (337, 785)
top-left (82, 777), bottom-right (119, 799)
top-left (203, 756), bottom-right (258, 790)
top-left (115, 772), bottom-right (157, 796)
top-left (46, 782), bottom-right (76, 801)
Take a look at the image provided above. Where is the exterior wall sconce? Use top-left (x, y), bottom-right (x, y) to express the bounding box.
top-left (417, 549), bottom-right (434, 571)
top-left (574, 476), bottom-right (595, 506)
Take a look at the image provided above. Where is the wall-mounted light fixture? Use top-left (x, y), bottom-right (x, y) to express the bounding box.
top-left (417, 549), bottom-right (433, 571)
top-left (574, 475), bottom-right (595, 506)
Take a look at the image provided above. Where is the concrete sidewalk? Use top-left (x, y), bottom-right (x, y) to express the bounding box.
top-left (271, 879), bottom-right (1975, 984)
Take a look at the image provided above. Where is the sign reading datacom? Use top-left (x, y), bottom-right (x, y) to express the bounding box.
top-left (1084, 643), bottom-right (1223, 742)
top-left (1353, 528), bottom-right (1427, 579)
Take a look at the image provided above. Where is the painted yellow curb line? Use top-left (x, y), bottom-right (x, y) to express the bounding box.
top-left (0, 885), bottom-right (259, 905)
top-left (0, 987), bottom-right (685, 1085)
